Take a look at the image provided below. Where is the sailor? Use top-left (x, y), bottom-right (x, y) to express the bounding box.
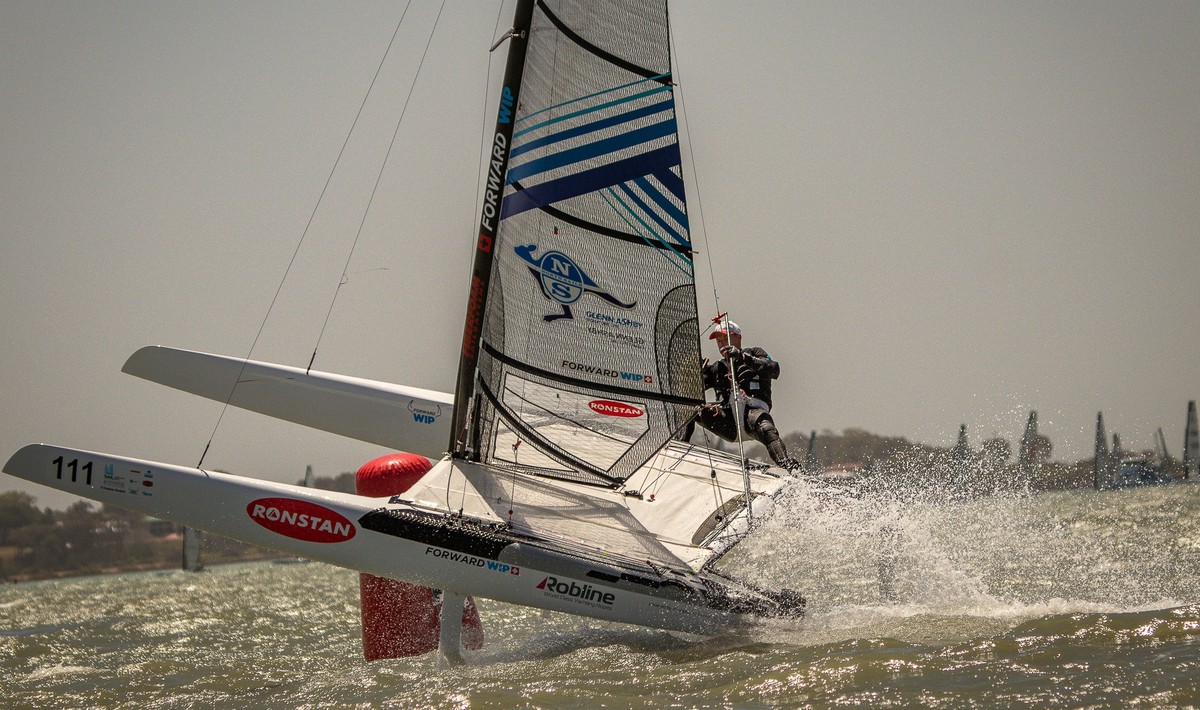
top-left (679, 321), bottom-right (801, 471)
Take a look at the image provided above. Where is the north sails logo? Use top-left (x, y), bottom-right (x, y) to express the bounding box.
top-left (588, 400), bottom-right (645, 418)
top-left (515, 244), bottom-right (635, 322)
top-left (537, 576), bottom-right (616, 608)
top-left (247, 498), bottom-right (356, 543)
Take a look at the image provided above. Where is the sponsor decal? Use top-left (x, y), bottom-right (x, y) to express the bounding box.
top-left (496, 85), bottom-right (514, 125)
top-left (100, 463), bottom-right (127, 494)
top-left (480, 129), bottom-right (509, 233)
top-left (584, 312), bottom-right (646, 350)
top-left (424, 547), bottom-right (520, 576)
top-left (97, 464), bottom-right (155, 496)
top-left (536, 576), bottom-right (616, 609)
top-left (586, 325), bottom-right (646, 350)
top-left (409, 400), bottom-right (442, 425)
top-left (247, 498), bottom-right (356, 543)
top-left (515, 245), bottom-right (635, 323)
top-left (585, 311), bottom-right (643, 329)
top-left (562, 360), bottom-right (654, 384)
top-left (588, 400), bottom-right (645, 418)
top-left (461, 275), bottom-right (486, 359)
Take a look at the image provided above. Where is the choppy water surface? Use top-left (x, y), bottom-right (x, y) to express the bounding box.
top-left (3, 481), bottom-right (1200, 708)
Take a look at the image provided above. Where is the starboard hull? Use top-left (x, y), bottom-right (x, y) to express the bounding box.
top-left (4, 444), bottom-right (776, 635)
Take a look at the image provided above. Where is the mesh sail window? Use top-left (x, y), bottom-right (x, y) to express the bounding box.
top-left (475, 0), bottom-right (701, 487)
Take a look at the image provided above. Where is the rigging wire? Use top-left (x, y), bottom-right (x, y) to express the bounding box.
top-left (667, 4), bottom-right (753, 505)
top-left (307, 0), bottom-right (450, 373)
top-left (196, 1), bottom-right (415, 467)
top-left (666, 1), bottom-right (722, 324)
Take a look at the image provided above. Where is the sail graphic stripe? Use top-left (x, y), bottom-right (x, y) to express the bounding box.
top-left (510, 99), bottom-right (675, 160)
top-left (614, 183), bottom-right (689, 253)
top-left (507, 119), bottom-right (676, 185)
top-left (514, 86), bottom-right (672, 139)
top-left (653, 167), bottom-right (686, 203)
top-left (511, 180), bottom-right (692, 253)
top-left (602, 189), bottom-right (693, 277)
top-left (535, 0), bottom-right (667, 81)
top-left (629, 177), bottom-right (689, 241)
top-left (501, 144), bottom-right (682, 220)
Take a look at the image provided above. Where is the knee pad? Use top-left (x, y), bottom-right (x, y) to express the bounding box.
top-left (748, 409), bottom-right (779, 441)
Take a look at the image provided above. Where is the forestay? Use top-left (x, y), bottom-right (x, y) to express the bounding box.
top-left (473, 0), bottom-right (702, 487)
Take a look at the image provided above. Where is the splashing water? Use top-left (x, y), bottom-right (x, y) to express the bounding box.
top-left (2, 477), bottom-right (1199, 707)
top-left (723, 476), bottom-right (1200, 646)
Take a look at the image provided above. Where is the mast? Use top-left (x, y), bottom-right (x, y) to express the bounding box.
top-left (450, 0), bottom-right (536, 456)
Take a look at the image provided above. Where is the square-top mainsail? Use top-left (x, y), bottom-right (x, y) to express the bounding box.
top-left (472, 0), bottom-right (702, 487)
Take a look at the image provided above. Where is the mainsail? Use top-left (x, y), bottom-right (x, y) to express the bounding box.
top-left (417, 0), bottom-right (796, 581)
top-left (456, 0), bottom-right (701, 487)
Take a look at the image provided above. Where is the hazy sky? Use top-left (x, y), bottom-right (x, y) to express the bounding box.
top-left (3, 1), bottom-right (1198, 508)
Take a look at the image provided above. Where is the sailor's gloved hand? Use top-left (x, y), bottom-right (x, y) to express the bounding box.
top-left (735, 361), bottom-right (757, 381)
top-left (720, 346), bottom-right (742, 362)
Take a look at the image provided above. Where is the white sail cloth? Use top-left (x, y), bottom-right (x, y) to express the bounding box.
top-left (404, 441), bottom-right (789, 574)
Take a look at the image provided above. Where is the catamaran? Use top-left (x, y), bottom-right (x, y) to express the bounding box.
top-left (4, 0), bottom-right (805, 654)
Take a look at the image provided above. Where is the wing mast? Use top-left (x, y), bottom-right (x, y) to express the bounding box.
top-left (450, 0), bottom-right (537, 457)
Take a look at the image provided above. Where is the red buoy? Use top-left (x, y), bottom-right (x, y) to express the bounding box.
top-left (355, 452), bottom-right (431, 498)
top-left (355, 453), bottom-right (484, 660)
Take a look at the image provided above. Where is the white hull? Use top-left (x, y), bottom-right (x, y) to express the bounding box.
top-left (5, 443), bottom-right (768, 635)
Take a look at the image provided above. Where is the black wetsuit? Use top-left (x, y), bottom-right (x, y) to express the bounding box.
top-left (679, 346), bottom-right (797, 469)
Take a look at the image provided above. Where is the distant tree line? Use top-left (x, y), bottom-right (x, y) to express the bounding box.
top-left (0, 492), bottom-right (274, 583)
top-left (1, 426), bottom-right (1180, 581)
top-left (729, 426), bottom-right (1107, 498)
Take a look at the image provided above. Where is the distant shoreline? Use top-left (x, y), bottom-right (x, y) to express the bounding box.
top-left (1, 551), bottom-right (280, 585)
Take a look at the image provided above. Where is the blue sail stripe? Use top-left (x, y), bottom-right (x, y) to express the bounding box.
top-left (501, 144), bottom-right (681, 220)
top-left (653, 166), bottom-right (686, 203)
top-left (516, 72), bottom-right (671, 125)
top-left (618, 182), bottom-right (688, 249)
top-left (631, 176), bottom-right (689, 236)
top-left (599, 190), bottom-right (661, 253)
top-left (506, 119), bottom-right (676, 185)
top-left (513, 86), bottom-right (673, 139)
top-left (606, 187), bottom-right (678, 255)
top-left (510, 99), bottom-right (675, 160)
top-left (601, 189), bottom-right (693, 277)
